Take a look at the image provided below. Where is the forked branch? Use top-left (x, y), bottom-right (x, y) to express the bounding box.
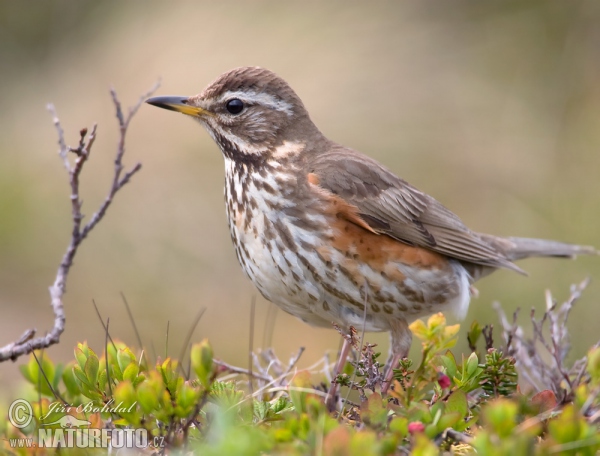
top-left (0, 82), bottom-right (159, 362)
top-left (494, 278), bottom-right (594, 403)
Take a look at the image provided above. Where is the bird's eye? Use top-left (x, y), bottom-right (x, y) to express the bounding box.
top-left (226, 98), bottom-right (244, 115)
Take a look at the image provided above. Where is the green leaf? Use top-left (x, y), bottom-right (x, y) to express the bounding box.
top-left (389, 416), bottom-right (408, 439)
top-left (62, 362), bottom-right (80, 396)
top-left (74, 344), bottom-right (88, 370)
top-left (114, 380), bottom-right (138, 424)
top-left (467, 321), bottom-right (482, 350)
top-left (466, 352), bottom-right (479, 378)
top-left (52, 363), bottom-right (64, 392)
top-left (98, 369), bottom-right (108, 392)
top-left (176, 383), bottom-right (199, 416)
top-left (132, 373), bottom-right (146, 388)
top-left (548, 404), bottom-right (582, 444)
top-left (73, 364), bottom-right (91, 388)
top-left (137, 382), bottom-right (159, 414)
top-left (123, 363), bottom-right (139, 382)
top-left (483, 399), bottom-right (518, 439)
top-left (440, 351), bottom-right (458, 380)
top-left (272, 396), bottom-right (293, 414)
top-left (39, 355), bottom-right (57, 397)
top-left (110, 361), bottom-right (124, 382)
top-left (191, 339), bottom-right (213, 389)
top-left (84, 352), bottom-right (99, 385)
top-left (21, 352), bottom-right (57, 397)
top-left (117, 347), bottom-right (136, 373)
top-left (20, 355), bottom-right (37, 384)
top-left (362, 393), bottom-right (387, 428)
top-left (254, 401), bottom-right (270, 421)
top-left (411, 433), bottom-right (438, 456)
top-left (445, 389), bottom-right (468, 420)
top-left (158, 357), bottom-right (181, 395)
top-left (437, 411), bottom-right (461, 430)
top-left (587, 347), bottom-right (600, 384)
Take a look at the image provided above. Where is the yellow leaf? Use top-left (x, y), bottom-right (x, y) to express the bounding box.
top-left (409, 319), bottom-right (428, 340)
top-left (427, 312), bottom-right (446, 330)
top-left (444, 324), bottom-right (460, 339)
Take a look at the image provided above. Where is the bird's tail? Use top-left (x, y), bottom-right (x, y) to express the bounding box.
top-left (480, 234), bottom-right (597, 262)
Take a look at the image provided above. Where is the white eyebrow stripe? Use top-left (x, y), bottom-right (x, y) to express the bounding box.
top-left (220, 90), bottom-right (294, 116)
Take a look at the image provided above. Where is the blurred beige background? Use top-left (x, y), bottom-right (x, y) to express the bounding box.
top-left (1, 1), bottom-right (599, 392)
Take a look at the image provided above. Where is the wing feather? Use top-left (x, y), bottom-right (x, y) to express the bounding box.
top-left (308, 146), bottom-right (520, 272)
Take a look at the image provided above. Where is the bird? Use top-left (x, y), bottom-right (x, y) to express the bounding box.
top-left (146, 66), bottom-right (596, 399)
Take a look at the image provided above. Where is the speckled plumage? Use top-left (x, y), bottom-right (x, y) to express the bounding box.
top-left (147, 67), bottom-right (596, 390)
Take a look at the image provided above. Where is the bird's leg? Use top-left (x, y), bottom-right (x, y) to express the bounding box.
top-left (382, 319), bottom-right (412, 394)
top-left (325, 334), bottom-right (353, 412)
top-left (383, 352), bottom-right (395, 373)
top-left (382, 353), bottom-right (402, 394)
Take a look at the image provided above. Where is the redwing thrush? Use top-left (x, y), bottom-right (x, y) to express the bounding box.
top-left (147, 67), bottom-right (596, 395)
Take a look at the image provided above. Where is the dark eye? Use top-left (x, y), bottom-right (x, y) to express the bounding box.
top-left (226, 98), bottom-right (244, 114)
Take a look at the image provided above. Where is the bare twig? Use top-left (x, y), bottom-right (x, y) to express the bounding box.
top-left (0, 82), bottom-right (159, 362)
top-left (434, 427), bottom-right (474, 446)
top-left (216, 345), bottom-right (308, 397)
top-left (176, 307), bottom-right (206, 379)
top-left (119, 292), bottom-right (151, 370)
top-left (214, 359), bottom-right (272, 383)
top-left (445, 428), bottom-right (474, 445)
top-left (340, 282), bottom-right (372, 414)
top-left (262, 302), bottom-right (278, 349)
top-left (494, 278), bottom-right (593, 402)
top-left (482, 324), bottom-right (494, 350)
top-left (31, 351), bottom-right (68, 405)
top-left (92, 299), bottom-right (118, 352)
top-left (249, 296), bottom-right (256, 396)
top-left (284, 347), bottom-right (306, 376)
top-left (105, 318), bottom-right (113, 398)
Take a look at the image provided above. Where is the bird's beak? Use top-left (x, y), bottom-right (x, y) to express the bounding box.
top-left (145, 96), bottom-right (212, 117)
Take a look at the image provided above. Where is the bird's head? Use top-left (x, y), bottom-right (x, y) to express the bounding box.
top-left (146, 67), bottom-right (320, 161)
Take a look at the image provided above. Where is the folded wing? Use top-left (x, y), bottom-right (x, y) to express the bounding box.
top-left (308, 146), bottom-right (523, 273)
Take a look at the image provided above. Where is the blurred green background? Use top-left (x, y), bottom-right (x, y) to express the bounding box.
top-left (0, 1), bottom-right (599, 393)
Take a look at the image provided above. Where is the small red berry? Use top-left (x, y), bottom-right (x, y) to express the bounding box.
top-left (408, 421), bottom-right (425, 434)
top-left (438, 373), bottom-right (451, 389)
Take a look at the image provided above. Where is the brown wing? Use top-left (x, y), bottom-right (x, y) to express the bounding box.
top-left (308, 145), bottom-right (523, 273)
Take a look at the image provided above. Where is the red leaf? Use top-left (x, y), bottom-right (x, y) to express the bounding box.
top-left (531, 390), bottom-right (557, 412)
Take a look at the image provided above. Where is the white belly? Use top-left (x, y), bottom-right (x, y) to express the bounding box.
top-left (223, 158), bottom-right (471, 332)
